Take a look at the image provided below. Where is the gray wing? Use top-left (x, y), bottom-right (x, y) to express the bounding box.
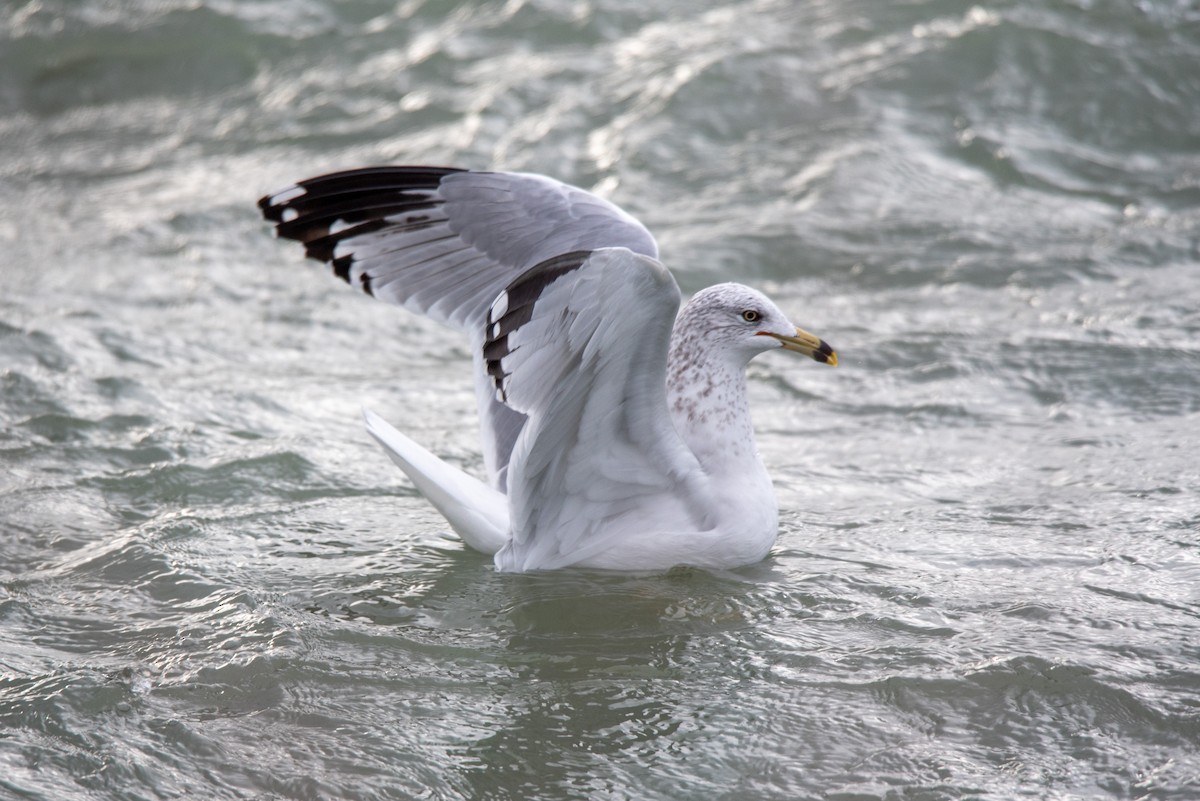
top-left (258, 166), bottom-right (659, 490)
top-left (258, 167), bottom-right (658, 329)
top-left (483, 248), bottom-right (712, 572)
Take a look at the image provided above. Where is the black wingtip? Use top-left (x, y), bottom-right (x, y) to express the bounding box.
top-left (256, 165), bottom-right (467, 239)
top-left (256, 167), bottom-right (473, 301)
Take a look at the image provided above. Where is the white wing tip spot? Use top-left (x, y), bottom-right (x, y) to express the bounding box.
top-left (490, 290), bottom-right (510, 322)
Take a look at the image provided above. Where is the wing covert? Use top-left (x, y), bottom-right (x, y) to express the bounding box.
top-left (484, 248), bottom-right (712, 571)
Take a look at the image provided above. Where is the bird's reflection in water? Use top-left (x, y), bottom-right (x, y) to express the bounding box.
top-left (450, 566), bottom-right (771, 799)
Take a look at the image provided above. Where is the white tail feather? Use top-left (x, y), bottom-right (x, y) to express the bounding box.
top-left (362, 408), bottom-right (510, 555)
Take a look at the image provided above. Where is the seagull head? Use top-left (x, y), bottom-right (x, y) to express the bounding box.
top-left (679, 283), bottom-right (837, 367)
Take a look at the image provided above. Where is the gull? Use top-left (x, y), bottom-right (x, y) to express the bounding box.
top-left (258, 166), bottom-right (836, 572)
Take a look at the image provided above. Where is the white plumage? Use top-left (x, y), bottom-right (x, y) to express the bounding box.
top-left (259, 167), bottom-right (836, 572)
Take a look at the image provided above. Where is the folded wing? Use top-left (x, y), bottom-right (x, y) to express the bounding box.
top-left (483, 248), bottom-right (713, 571)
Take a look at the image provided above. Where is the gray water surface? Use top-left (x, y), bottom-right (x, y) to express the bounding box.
top-left (2, 1), bottom-right (1199, 799)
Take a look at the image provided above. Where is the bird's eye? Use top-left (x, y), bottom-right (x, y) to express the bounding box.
top-left (741, 309), bottom-right (761, 323)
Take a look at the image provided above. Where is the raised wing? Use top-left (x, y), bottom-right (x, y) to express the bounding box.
top-left (258, 167), bottom-right (658, 330)
top-left (258, 166), bottom-right (659, 490)
top-left (483, 248), bottom-right (713, 571)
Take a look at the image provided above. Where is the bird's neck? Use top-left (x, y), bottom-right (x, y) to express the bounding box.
top-left (665, 344), bottom-right (763, 479)
top-left (665, 335), bottom-right (781, 565)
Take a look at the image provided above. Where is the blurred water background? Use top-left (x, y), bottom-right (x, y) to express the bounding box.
top-left (2, 1), bottom-right (1199, 799)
